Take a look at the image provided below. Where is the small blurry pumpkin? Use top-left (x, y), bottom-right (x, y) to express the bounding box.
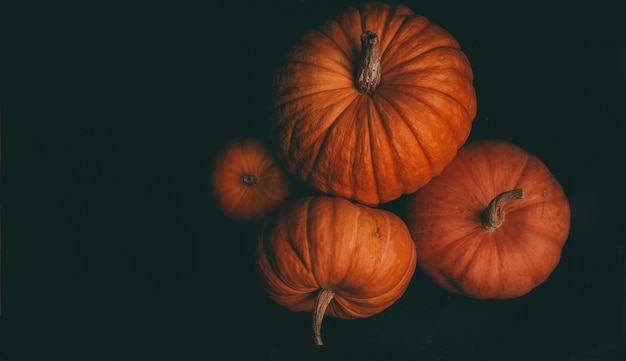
top-left (271, 1), bottom-right (477, 206)
top-left (210, 137), bottom-right (294, 222)
top-left (256, 196), bottom-right (417, 345)
top-left (405, 139), bottom-right (570, 299)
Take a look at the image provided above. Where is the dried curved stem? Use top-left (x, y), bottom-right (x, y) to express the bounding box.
top-left (356, 31), bottom-right (381, 94)
top-left (481, 189), bottom-right (524, 231)
top-left (312, 288), bottom-right (335, 346)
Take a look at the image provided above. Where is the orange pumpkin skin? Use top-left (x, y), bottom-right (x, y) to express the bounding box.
top-left (210, 137), bottom-right (294, 222)
top-left (256, 196), bottom-right (417, 319)
top-left (405, 139), bottom-right (571, 299)
top-left (271, 1), bottom-right (477, 206)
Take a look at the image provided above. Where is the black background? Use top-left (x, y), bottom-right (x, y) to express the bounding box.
top-left (1, 0), bottom-right (625, 360)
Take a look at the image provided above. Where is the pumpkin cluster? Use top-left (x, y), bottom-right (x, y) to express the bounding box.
top-left (209, 1), bottom-right (570, 346)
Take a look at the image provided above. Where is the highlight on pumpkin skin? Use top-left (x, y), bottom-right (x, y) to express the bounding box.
top-left (209, 136), bottom-right (295, 223)
top-left (404, 139), bottom-right (571, 299)
top-left (270, 1), bottom-right (477, 207)
top-left (255, 195), bottom-right (418, 345)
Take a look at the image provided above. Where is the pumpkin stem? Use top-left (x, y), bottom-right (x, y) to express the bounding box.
top-left (356, 30), bottom-right (381, 94)
top-left (481, 189), bottom-right (524, 231)
top-left (242, 173), bottom-right (260, 187)
top-left (312, 288), bottom-right (335, 346)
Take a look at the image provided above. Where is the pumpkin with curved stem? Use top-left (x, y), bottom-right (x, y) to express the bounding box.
top-left (271, 1), bottom-right (477, 206)
top-left (210, 137), bottom-right (294, 222)
top-left (404, 139), bottom-right (571, 299)
top-left (256, 196), bottom-right (417, 345)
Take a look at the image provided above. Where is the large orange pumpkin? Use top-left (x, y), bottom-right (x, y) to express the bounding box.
top-left (271, 1), bottom-right (477, 206)
top-left (404, 139), bottom-right (571, 299)
top-left (210, 137), bottom-right (294, 222)
top-left (256, 196), bottom-right (417, 345)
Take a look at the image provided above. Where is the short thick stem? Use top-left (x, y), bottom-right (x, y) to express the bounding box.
top-left (312, 288), bottom-right (335, 346)
top-left (242, 173), bottom-right (260, 187)
top-left (356, 30), bottom-right (381, 94)
top-left (481, 189), bottom-right (524, 231)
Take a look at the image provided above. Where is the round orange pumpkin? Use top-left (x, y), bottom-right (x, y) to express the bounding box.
top-left (256, 195), bottom-right (417, 345)
top-left (270, 1), bottom-right (477, 206)
top-left (404, 139), bottom-right (571, 299)
top-left (210, 137), bottom-right (294, 222)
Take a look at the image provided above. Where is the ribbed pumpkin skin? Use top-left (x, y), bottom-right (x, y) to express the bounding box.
top-left (271, 1), bottom-right (477, 206)
top-left (256, 196), bottom-right (417, 319)
top-left (210, 137), bottom-right (294, 222)
top-left (405, 139), bottom-right (571, 299)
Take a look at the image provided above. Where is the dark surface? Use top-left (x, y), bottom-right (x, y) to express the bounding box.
top-left (2, 1), bottom-right (625, 360)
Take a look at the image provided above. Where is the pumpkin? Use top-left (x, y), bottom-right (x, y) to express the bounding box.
top-left (270, 1), bottom-right (477, 206)
top-left (256, 195), bottom-right (417, 345)
top-left (404, 139), bottom-right (571, 299)
top-left (210, 137), bottom-right (294, 222)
